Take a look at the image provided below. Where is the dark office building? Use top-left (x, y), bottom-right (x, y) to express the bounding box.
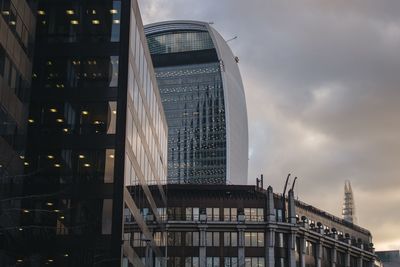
top-left (144, 21), bottom-right (248, 185)
top-left (1, 0), bottom-right (168, 266)
top-left (127, 184), bottom-right (379, 267)
top-left (376, 250), bottom-right (400, 267)
top-left (0, 0), bottom-right (36, 265)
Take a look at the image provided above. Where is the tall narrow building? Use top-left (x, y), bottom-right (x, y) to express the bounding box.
top-left (2, 0), bottom-right (168, 266)
top-left (144, 21), bottom-right (248, 185)
top-left (0, 0), bottom-right (36, 264)
top-left (342, 180), bottom-right (357, 224)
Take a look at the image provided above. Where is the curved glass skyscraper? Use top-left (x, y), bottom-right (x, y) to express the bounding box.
top-left (145, 21), bottom-right (248, 184)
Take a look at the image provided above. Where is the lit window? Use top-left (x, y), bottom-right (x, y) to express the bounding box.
top-left (82, 110), bottom-right (89, 115)
top-left (28, 119), bottom-right (34, 123)
top-left (113, 20), bottom-right (120, 24)
top-left (110, 9), bottom-right (118, 14)
top-left (92, 20), bottom-right (100, 25)
top-left (66, 10), bottom-right (74, 15)
top-left (70, 20), bottom-right (79, 25)
top-left (79, 155), bottom-right (85, 159)
top-left (50, 108), bottom-right (57, 113)
top-left (54, 164), bottom-right (61, 168)
top-left (38, 10), bottom-right (45, 15)
top-left (47, 155), bottom-right (54, 159)
top-left (84, 163), bottom-right (91, 167)
top-left (56, 118), bottom-right (63, 123)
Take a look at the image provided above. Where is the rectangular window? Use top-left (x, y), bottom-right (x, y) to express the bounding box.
top-left (185, 231), bottom-right (199, 246)
top-left (207, 232), bottom-right (219, 247)
top-left (224, 257), bottom-right (238, 267)
top-left (206, 208), bottom-right (220, 221)
top-left (224, 208), bottom-right (237, 221)
top-left (244, 208), bottom-right (264, 221)
top-left (207, 257), bottom-right (220, 267)
top-left (245, 258), bottom-right (264, 267)
top-left (275, 233), bottom-right (288, 248)
top-left (185, 257), bottom-right (199, 267)
top-left (168, 232), bottom-right (181, 246)
top-left (245, 232), bottom-right (264, 247)
top-left (224, 232), bottom-right (238, 247)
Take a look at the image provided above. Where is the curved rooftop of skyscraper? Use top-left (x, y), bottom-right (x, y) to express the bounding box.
top-left (144, 21), bottom-right (248, 185)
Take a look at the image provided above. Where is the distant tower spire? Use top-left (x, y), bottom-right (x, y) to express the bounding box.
top-left (342, 180), bottom-right (357, 224)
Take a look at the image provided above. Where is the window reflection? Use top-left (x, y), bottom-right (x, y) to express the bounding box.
top-left (42, 57), bottom-right (118, 89)
top-left (37, 1), bottom-right (121, 43)
top-left (29, 101), bottom-right (117, 135)
top-left (26, 149), bottom-right (115, 184)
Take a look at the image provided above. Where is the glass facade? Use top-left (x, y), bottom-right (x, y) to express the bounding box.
top-left (147, 31), bottom-right (214, 54)
top-left (154, 62), bottom-right (226, 183)
top-left (2, 0), bottom-right (168, 266)
top-left (145, 21), bottom-right (248, 185)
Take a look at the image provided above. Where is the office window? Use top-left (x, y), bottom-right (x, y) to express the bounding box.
top-left (154, 232), bottom-right (166, 246)
top-left (207, 232), bottom-right (220, 247)
top-left (224, 232), bottom-right (238, 247)
top-left (337, 251), bottom-right (345, 267)
top-left (275, 233), bottom-right (288, 248)
top-left (322, 246), bottom-right (331, 267)
top-left (42, 56), bottom-right (118, 89)
top-left (245, 232), bottom-right (264, 247)
top-left (224, 208), bottom-right (237, 221)
top-left (244, 208), bottom-right (264, 221)
top-left (185, 257), bottom-right (199, 267)
top-left (207, 257), bottom-right (220, 267)
top-left (133, 232), bottom-right (145, 247)
top-left (305, 241), bottom-right (315, 256)
top-left (224, 257), bottom-right (238, 267)
top-left (186, 207), bottom-right (200, 221)
top-left (167, 232), bottom-right (181, 246)
top-left (168, 257), bottom-right (182, 267)
top-left (245, 257), bottom-right (264, 267)
top-left (207, 207), bottom-right (220, 221)
top-left (38, 1), bottom-right (121, 43)
top-left (185, 232), bottom-right (199, 246)
top-left (276, 209), bottom-right (283, 222)
top-left (305, 241), bottom-right (316, 267)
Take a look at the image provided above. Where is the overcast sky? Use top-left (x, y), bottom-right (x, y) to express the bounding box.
top-left (138, 0), bottom-right (400, 250)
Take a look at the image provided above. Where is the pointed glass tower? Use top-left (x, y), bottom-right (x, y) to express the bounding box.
top-left (342, 180), bottom-right (357, 224)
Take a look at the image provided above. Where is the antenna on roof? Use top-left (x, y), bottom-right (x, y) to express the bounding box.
top-left (226, 36), bottom-right (238, 43)
top-left (291, 177), bottom-right (298, 191)
top-left (283, 173), bottom-right (291, 197)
